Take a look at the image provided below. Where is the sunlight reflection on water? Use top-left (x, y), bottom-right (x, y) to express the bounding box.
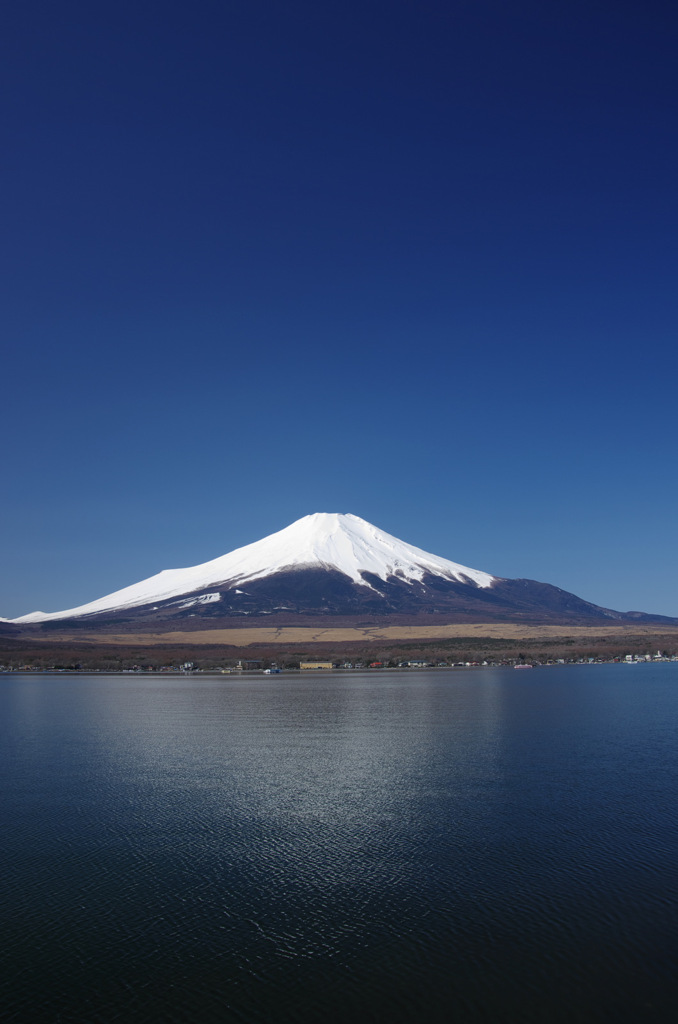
top-left (2, 665), bottom-right (678, 1023)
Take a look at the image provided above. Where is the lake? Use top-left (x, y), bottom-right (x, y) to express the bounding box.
top-left (2, 665), bottom-right (677, 1023)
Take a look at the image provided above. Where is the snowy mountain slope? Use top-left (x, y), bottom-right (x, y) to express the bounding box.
top-left (10, 513), bottom-right (497, 623)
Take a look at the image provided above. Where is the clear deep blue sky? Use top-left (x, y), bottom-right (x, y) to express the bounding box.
top-left (2, 0), bottom-right (677, 619)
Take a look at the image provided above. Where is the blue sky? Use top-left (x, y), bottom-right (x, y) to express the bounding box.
top-left (2, 0), bottom-right (677, 619)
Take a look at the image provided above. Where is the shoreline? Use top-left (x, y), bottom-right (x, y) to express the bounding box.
top-left (2, 658), bottom-right (678, 677)
top-left (2, 624), bottom-right (678, 673)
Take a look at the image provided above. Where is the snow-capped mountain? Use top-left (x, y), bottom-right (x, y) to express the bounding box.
top-left (10, 513), bottom-right (495, 623)
top-left (7, 513), bottom-right (676, 627)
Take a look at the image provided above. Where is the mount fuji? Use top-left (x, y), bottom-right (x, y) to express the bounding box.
top-left (6, 513), bottom-right (676, 628)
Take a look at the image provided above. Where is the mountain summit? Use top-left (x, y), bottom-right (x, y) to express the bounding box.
top-left (8, 512), bottom-right (676, 627)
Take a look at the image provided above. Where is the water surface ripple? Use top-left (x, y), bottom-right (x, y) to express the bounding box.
top-left (2, 665), bottom-right (678, 1022)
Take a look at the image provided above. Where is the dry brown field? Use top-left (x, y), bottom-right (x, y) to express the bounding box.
top-left (25, 622), bottom-right (678, 647)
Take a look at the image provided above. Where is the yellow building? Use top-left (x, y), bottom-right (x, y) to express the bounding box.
top-left (299, 661), bottom-right (333, 670)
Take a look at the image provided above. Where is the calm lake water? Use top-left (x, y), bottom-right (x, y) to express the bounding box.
top-left (2, 665), bottom-right (677, 1023)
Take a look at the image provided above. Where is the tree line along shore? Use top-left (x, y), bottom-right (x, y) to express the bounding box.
top-left (2, 632), bottom-right (677, 673)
